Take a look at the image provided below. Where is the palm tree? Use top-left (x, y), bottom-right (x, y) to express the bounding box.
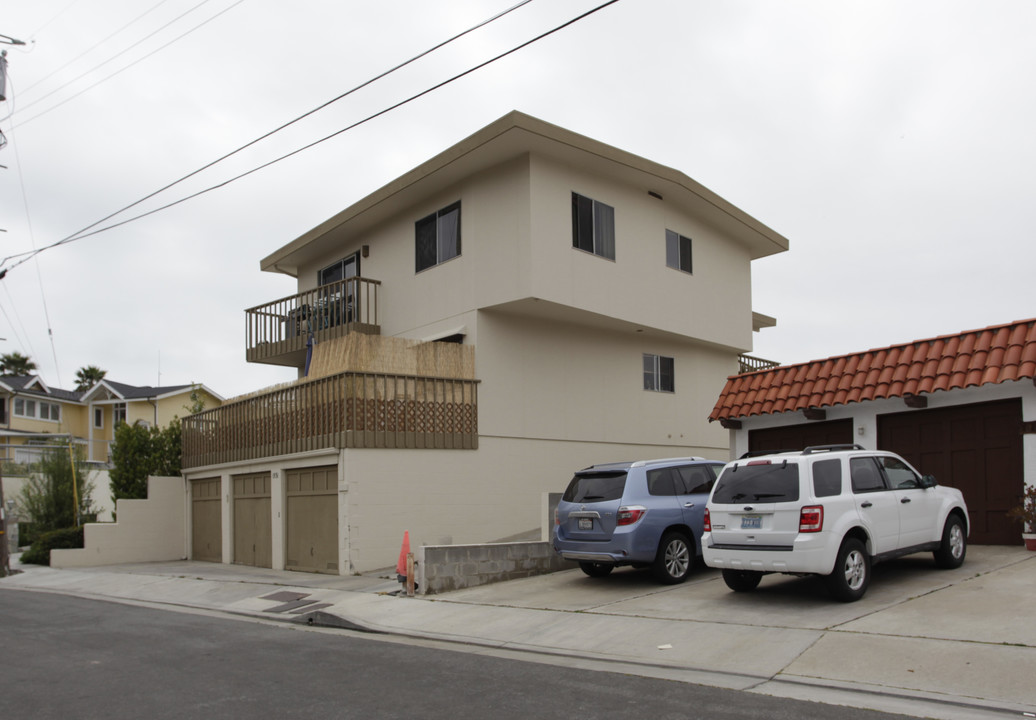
top-left (74, 365), bottom-right (107, 391)
top-left (0, 351), bottom-right (37, 376)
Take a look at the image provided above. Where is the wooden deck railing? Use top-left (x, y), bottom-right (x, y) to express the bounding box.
top-left (182, 371), bottom-right (478, 469)
top-left (245, 277), bottom-right (381, 366)
top-left (738, 354), bottom-right (781, 374)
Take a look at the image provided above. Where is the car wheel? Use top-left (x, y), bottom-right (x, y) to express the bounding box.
top-left (579, 561), bottom-right (614, 578)
top-left (825, 537), bottom-right (870, 602)
top-left (933, 514), bottom-right (967, 569)
top-left (722, 569), bottom-right (762, 593)
top-left (651, 531), bottom-right (693, 584)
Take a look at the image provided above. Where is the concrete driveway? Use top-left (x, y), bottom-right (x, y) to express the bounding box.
top-left (428, 545), bottom-right (1035, 718)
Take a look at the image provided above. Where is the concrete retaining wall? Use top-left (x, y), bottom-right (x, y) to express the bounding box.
top-left (51, 476), bottom-right (185, 568)
top-left (418, 540), bottom-right (575, 595)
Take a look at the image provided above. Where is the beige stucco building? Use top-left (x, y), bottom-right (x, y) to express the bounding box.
top-left (181, 111), bottom-right (789, 574)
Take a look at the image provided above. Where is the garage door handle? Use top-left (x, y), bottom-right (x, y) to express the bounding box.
top-left (861, 502), bottom-right (873, 508)
top-left (901, 498), bottom-right (911, 504)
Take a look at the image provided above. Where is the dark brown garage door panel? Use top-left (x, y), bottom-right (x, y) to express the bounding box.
top-left (286, 466), bottom-right (339, 575)
top-left (748, 419), bottom-right (853, 454)
top-left (191, 477), bottom-right (222, 563)
top-left (878, 399), bottom-right (1023, 545)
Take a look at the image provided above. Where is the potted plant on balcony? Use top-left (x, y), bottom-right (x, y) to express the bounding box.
top-left (1007, 484), bottom-right (1036, 551)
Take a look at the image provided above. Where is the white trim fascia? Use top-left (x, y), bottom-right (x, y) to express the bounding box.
top-left (24, 376), bottom-right (49, 393)
top-left (81, 380), bottom-right (126, 401)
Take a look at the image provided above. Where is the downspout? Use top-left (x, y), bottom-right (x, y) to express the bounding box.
top-left (147, 397), bottom-right (158, 427)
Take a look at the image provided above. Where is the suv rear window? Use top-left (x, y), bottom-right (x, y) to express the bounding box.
top-left (563, 471), bottom-right (627, 503)
top-left (711, 463), bottom-right (800, 503)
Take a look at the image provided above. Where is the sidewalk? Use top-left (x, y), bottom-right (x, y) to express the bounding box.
top-left (2, 546), bottom-right (1034, 720)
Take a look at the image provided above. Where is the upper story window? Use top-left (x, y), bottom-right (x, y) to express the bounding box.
top-left (113, 402), bottom-right (127, 429)
top-left (416, 201), bottom-right (461, 273)
top-left (571, 193), bottom-right (615, 260)
top-left (14, 398), bottom-right (61, 422)
top-left (643, 354), bottom-right (674, 393)
top-left (94, 407), bottom-right (104, 429)
top-left (665, 230), bottom-right (692, 274)
top-left (319, 252), bottom-right (359, 287)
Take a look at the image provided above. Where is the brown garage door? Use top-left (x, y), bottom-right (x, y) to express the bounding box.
top-left (233, 472), bottom-right (272, 568)
top-left (191, 477), bottom-right (222, 563)
top-left (286, 465), bottom-right (339, 574)
top-left (878, 399), bottom-right (1023, 545)
top-left (749, 419), bottom-right (854, 454)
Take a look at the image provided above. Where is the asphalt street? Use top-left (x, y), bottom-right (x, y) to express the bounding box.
top-left (0, 590), bottom-right (916, 720)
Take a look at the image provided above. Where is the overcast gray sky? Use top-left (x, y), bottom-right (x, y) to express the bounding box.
top-left (1, 0), bottom-right (1033, 400)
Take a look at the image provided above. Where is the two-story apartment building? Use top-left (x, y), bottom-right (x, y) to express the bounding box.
top-left (181, 111), bottom-right (789, 575)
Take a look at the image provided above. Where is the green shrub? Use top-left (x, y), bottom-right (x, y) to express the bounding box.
top-left (17, 521), bottom-right (38, 549)
top-left (20, 526), bottom-right (84, 566)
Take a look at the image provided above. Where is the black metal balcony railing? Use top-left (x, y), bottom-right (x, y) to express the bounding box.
top-left (738, 354), bottom-right (781, 374)
top-left (245, 277), bottom-right (381, 366)
top-left (181, 370), bottom-right (479, 469)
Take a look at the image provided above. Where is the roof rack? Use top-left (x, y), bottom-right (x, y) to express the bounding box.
top-left (801, 444), bottom-right (866, 455)
top-left (738, 449), bottom-right (798, 459)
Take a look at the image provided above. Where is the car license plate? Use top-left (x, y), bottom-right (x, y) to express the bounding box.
top-left (578, 518), bottom-right (593, 530)
top-left (741, 515), bottom-right (762, 530)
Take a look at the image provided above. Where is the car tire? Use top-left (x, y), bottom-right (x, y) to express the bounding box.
top-left (651, 531), bottom-right (694, 584)
top-left (722, 569), bottom-right (762, 593)
top-left (933, 514), bottom-right (967, 569)
top-left (825, 537), bottom-right (870, 602)
top-left (579, 561), bottom-right (614, 578)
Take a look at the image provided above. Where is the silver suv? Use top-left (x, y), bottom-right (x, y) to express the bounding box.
top-left (553, 457), bottom-right (725, 584)
top-left (702, 445), bottom-right (968, 601)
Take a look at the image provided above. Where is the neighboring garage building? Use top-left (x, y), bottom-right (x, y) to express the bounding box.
top-left (709, 319), bottom-right (1036, 545)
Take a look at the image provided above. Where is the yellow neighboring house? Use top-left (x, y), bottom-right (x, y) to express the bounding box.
top-left (0, 375), bottom-right (223, 464)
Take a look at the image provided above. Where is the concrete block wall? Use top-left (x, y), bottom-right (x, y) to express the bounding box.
top-left (51, 476), bottom-right (186, 568)
top-left (418, 540), bottom-right (575, 595)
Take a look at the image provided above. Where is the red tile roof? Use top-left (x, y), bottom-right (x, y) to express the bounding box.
top-left (710, 318), bottom-right (1036, 422)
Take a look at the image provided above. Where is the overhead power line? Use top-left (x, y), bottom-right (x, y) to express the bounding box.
top-left (14, 0), bottom-right (239, 128)
top-left (22, 0), bottom-right (173, 95)
top-left (0, 0), bottom-right (623, 276)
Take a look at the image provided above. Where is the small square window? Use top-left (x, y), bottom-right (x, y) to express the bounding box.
top-left (572, 193), bottom-right (615, 260)
top-left (643, 354), bottom-right (675, 393)
top-left (416, 202), bottom-right (461, 272)
top-left (666, 230), bottom-right (692, 273)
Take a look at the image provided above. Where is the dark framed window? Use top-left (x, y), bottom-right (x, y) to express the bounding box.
top-left (850, 457), bottom-right (888, 493)
top-left (319, 252), bottom-right (359, 287)
top-left (666, 230), bottom-right (692, 273)
top-left (415, 202), bottom-right (461, 273)
top-left (812, 459), bottom-right (842, 497)
top-left (643, 354), bottom-right (674, 393)
top-left (571, 193), bottom-right (615, 260)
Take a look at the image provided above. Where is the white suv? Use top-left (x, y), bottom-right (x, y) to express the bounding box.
top-left (702, 444), bottom-right (968, 602)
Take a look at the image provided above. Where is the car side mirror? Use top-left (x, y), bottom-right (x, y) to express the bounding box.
top-left (920, 474), bottom-right (937, 489)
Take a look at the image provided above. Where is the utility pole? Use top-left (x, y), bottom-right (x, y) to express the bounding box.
top-left (0, 465), bottom-right (10, 577)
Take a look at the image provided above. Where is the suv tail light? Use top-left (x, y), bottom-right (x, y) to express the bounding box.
top-left (703, 508), bottom-right (711, 532)
top-left (799, 505), bottom-right (824, 533)
top-left (616, 505), bottom-right (646, 526)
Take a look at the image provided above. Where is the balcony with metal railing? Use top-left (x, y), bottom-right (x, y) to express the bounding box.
top-left (181, 370), bottom-right (479, 469)
top-left (245, 277), bottom-right (381, 366)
